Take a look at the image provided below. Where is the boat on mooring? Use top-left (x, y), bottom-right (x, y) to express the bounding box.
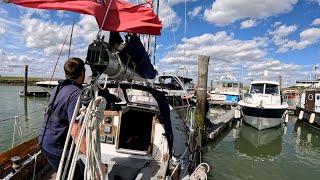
top-left (283, 89), bottom-right (300, 112)
top-left (155, 75), bottom-right (195, 108)
top-left (238, 80), bottom-right (288, 130)
top-left (209, 76), bottom-right (243, 106)
top-left (296, 83), bottom-right (320, 130)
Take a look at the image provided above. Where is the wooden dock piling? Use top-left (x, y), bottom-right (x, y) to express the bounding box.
top-left (195, 55), bottom-right (210, 145)
top-left (19, 65), bottom-right (50, 97)
top-left (24, 65), bottom-right (28, 97)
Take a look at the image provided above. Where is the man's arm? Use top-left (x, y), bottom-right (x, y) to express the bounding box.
top-left (70, 122), bottom-right (86, 154)
top-left (68, 89), bottom-right (86, 154)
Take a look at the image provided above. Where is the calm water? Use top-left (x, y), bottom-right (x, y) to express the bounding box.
top-left (0, 85), bottom-right (48, 152)
top-left (203, 117), bottom-right (320, 180)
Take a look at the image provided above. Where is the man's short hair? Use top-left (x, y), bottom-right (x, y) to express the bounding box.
top-left (64, 57), bottom-right (85, 80)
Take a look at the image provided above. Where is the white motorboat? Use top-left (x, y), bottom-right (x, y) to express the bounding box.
top-left (238, 80), bottom-right (288, 130)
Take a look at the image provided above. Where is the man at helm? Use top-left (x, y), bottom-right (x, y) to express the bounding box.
top-left (39, 57), bottom-right (85, 178)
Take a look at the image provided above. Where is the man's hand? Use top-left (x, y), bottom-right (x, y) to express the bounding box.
top-left (70, 122), bottom-right (87, 154)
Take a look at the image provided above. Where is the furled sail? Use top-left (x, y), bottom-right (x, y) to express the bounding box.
top-left (7, 0), bottom-right (162, 35)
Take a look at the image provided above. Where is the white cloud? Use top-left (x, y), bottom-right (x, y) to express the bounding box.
top-left (19, 13), bottom-right (110, 57)
top-left (158, 31), bottom-right (311, 86)
top-left (0, 8), bottom-right (8, 15)
top-left (204, 0), bottom-right (298, 26)
top-left (269, 23), bottom-right (320, 52)
top-left (240, 19), bottom-right (259, 29)
top-left (56, 10), bottom-right (71, 19)
top-left (158, 1), bottom-right (181, 29)
top-left (245, 59), bottom-right (309, 86)
top-left (188, 6), bottom-right (202, 19)
top-left (21, 17), bottom-right (71, 55)
top-left (0, 17), bottom-right (23, 28)
top-left (0, 27), bottom-right (5, 34)
top-left (19, 8), bottom-right (51, 19)
top-left (160, 31), bottom-right (267, 65)
top-left (269, 24), bottom-right (297, 40)
top-left (308, 0), bottom-right (320, 5)
top-left (311, 18), bottom-right (320, 26)
top-left (0, 49), bottom-right (56, 77)
top-left (272, 21), bottom-right (282, 27)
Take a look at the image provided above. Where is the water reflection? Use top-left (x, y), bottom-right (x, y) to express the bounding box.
top-left (0, 86), bottom-right (48, 152)
top-left (24, 97), bottom-right (28, 121)
top-left (294, 121), bottom-right (320, 152)
top-left (235, 124), bottom-right (283, 158)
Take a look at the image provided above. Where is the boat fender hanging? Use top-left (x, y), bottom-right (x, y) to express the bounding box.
top-left (309, 113), bottom-right (315, 124)
top-left (298, 111), bottom-right (304, 120)
top-left (234, 108), bottom-right (241, 119)
top-left (285, 112), bottom-right (289, 123)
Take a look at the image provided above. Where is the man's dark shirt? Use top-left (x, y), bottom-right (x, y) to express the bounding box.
top-left (39, 81), bottom-right (83, 158)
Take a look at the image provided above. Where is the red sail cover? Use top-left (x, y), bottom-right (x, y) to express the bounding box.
top-left (9, 0), bottom-right (162, 35)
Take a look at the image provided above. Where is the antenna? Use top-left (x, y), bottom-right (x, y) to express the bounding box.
top-left (314, 64), bottom-right (319, 80)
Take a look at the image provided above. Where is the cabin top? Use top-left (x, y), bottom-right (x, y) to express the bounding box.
top-left (305, 88), bottom-right (320, 93)
top-left (251, 80), bottom-right (279, 86)
top-left (283, 89), bottom-right (300, 95)
top-left (159, 75), bottom-right (193, 84)
top-left (36, 80), bottom-right (59, 88)
top-left (216, 81), bottom-right (243, 88)
top-left (249, 81), bottom-right (280, 95)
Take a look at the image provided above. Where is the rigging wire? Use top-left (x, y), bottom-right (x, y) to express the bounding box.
top-left (184, 0), bottom-right (187, 63)
top-left (153, 0), bottom-right (160, 65)
top-left (49, 25), bottom-right (72, 83)
top-left (97, 0), bottom-right (114, 38)
top-left (167, 0), bottom-right (177, 72)
top-left (68, 22), bottom-right (75, 59)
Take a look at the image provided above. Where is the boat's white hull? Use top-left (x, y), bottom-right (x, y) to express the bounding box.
top-left (239, 101), bottom-right (287, 130)
top-left (243, 115), bottom-right (284, 130)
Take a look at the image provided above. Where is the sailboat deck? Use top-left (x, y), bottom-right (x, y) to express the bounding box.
top-left (100, 144), bottom-right (167, 180)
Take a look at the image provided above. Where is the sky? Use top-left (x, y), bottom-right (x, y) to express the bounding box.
top-left (1, 0), bottom-right (320, 86)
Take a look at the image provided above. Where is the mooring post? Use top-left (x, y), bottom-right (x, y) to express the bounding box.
top-left (195, 55), bottom-right (210, 146)
top-left (24, 65), bottom-right (28, 96)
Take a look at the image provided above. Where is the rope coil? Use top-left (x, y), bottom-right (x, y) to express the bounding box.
top-left (56, 83), bottom-right (107, 180)
top-left (190, 163), bottom-right (210, 180)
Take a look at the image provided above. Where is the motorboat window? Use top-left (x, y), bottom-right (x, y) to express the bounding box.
top-left (265, 84), bottom-right (279, 94)
top-left (164, 78), bottom-right (173, 84)
top-left (223, 83), bottom-right (227, 87)
top-left (159, 77), bottom-right (183, 90)
top-left (227, 83), bottom-right (232, 87)
top-left (250, 84), bottom-right (264, 94)
top-left (233, 83), bottom-right (238, 88)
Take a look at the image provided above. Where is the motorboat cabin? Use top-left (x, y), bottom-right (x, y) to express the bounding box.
top-left (156, 75), bottom-right (195, 108)
top-left (210, 80), bottom-right (243, 106)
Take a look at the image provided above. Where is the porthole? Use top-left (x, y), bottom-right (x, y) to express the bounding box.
top-left (308, 94), bottom-right (313, 101)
